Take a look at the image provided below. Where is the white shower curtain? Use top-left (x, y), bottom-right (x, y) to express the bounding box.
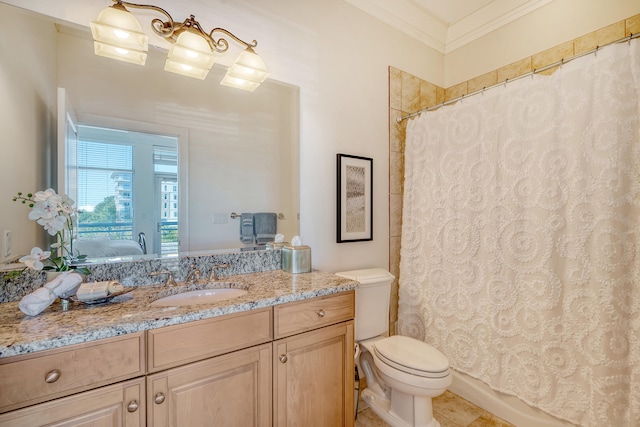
top-left (399, 41), bottom-right (640, 426)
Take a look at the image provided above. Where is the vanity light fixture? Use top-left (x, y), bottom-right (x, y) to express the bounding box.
top-left (90, 0), bottom-right (269, 90)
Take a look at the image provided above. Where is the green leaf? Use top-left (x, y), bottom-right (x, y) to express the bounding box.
top-left (74, 267), bottom-right (92, 275)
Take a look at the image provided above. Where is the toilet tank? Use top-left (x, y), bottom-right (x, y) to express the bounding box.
top-left (335, 268), bottom-right (395, 341)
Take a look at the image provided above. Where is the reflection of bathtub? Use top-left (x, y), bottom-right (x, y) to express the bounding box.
top-left (449, 369), bottom-right (577, 427)
top-left (73, 238), bottom-right (144, 258)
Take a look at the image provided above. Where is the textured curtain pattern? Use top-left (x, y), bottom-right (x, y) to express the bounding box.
top-left (399, 42), bottom-right (640, 426)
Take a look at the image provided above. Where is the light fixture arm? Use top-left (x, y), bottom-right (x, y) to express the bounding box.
top-left (112, 0), bottom-right (258, 53)
top-left (209, 27), bottom-right (258, 51)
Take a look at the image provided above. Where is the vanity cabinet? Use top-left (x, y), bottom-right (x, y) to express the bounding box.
top-left (0, 290), bottom-right (355, 427)
top-left (0, 332), bottom-right (145, 414)
top-left (145, 308), bottom-right (273, 426)
top-left (273, 292), bottom-right (355, 427)
top-left (0, 333), bottom-right (146, 427)
top-left (0, 378), bottom-right (145, 427)
top-left (147, 343), bottom-right (272, 426)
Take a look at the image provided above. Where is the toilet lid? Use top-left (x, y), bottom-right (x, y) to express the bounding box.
top-left (374, 335), bottom-right (450, 378)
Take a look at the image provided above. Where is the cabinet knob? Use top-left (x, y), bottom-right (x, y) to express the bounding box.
top-left (127, 400), bottom-right (139, 412)
top-left (316, 309), bottom-right (325, 318)
top-left (154, 392), bottom-right (166, 404)
top-left (45, 369), bottom-right (61, 383)
top-left (279, 354), bottom-right (288, 363)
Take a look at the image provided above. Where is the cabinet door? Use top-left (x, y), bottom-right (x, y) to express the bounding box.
top-left (148, 343), bottom-right (272, 427)
top-left (273, 321), bottom-right (354, 427)
top-left (0, 377), bottom-right (145, 427)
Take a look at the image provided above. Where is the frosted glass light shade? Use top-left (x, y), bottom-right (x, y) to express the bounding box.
top-left (93, 42), bottom-right (148, 65)
top-left (220, 75), bottom-right (261, 91)
top-left (164, 59), bottom-right (210, 80)
top-left (220, 49), bottom-right (269, 91)
top-left (165, 30), bottom-right (214, 79)
top-left (90, 4), bottom-right (148, 65)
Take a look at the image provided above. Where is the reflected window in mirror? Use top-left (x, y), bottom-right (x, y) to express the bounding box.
top-left (69, 125), bottom-right (179, 258)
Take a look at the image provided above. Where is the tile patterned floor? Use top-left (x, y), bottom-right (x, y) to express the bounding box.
top-left (354, 390), bottom-right (515, 427)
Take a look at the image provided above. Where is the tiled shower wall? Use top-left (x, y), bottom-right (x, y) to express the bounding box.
top-left (387, 13), bottom-right (640, 334)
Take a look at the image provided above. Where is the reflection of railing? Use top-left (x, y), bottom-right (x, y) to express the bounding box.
top-left (78, 222), bottom-right (134, 240)
top-left (159, 221), bottom-right (178, 255)
top-left (77, 221), bottom-right (178, 255)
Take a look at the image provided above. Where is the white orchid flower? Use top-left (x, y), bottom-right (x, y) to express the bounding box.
top-left (33, 188), bottom-right (59, 202)
top-left (13, 188), bottom-right (81, 273)
top-left (60, 194), bottom-right (75, 212)
top-left (28, 201), bottom-right (55, 221)
top-left (37, 215), bottom-right (67, 236)
top-left (19, 247), bottom-right (51, 270)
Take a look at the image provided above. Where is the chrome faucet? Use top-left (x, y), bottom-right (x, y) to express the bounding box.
top-left (209, 263), bottom-right (230, 281)
top-left (149, 270), bottom-right (177, 287)
top-left (185, 265), bottom-right (201, 285)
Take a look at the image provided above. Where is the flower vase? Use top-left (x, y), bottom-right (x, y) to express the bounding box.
top-left (45, 271), bottom-right (62, 283)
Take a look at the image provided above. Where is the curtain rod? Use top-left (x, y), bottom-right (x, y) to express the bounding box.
top-left (397, 32), bottom-right (640, 123)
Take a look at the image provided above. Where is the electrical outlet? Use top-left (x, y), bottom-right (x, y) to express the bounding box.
top-left (3, 230), bottom-right (11, 258)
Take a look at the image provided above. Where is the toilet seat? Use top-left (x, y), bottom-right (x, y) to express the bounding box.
top-left (373, 335), bottom-right (450, 379)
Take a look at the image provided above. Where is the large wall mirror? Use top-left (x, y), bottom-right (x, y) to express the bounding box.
top-left (0, 2), bottom-right (300, 265)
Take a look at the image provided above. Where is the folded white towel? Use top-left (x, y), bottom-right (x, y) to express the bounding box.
top-left (45, 272), bottom-right (83, 298)
top-left (18, 272), bottom-right (84, 316)
top-left (19, 287), bottom-right (57, 316)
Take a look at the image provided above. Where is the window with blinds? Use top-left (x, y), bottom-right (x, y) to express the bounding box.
top-left (77, 141), bottom-right (134, 239)
top-left (74, 124), bottom-right (179, 255)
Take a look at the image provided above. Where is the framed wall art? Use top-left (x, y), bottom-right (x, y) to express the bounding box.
top-left (337, 153), bottom-right (373, 243)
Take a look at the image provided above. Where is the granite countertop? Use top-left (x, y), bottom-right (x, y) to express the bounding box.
top-left (0, 270), bottom-right (358, 359)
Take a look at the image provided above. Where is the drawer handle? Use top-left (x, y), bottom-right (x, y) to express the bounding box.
top-left (45, 369), bottom-right (61, 383)
top-left (154, 393), bottom-right (166, 405)
top-left (316, 309), bottom-right (325, 318)
top-left (127, 400), bottom-right (139, 413)
top-left (279, 354), bottom-right (288, 363)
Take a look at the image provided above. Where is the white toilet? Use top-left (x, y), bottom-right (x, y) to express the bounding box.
top-left (335, 268), bottom-right (452, 427)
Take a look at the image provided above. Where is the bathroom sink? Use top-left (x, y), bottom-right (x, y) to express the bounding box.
top-left (150, 285), bottom-right (248, 307)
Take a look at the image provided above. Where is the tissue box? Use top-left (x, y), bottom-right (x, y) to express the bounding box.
top-left (282, 245), bottom-right (311, 274)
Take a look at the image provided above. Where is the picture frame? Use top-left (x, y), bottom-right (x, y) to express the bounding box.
top-left (337, 153), bottom-right (373, 243)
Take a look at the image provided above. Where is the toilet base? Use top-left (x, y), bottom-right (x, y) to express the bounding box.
top-left (361, 388), bottom-right (441, 427)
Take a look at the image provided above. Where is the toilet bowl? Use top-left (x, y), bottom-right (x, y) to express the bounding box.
top-left (335, 268), bottom-right (451, 427)
top-left (359, 335), bottom-right (451, 427)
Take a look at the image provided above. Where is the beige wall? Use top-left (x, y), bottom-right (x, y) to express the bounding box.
top-left (0, 4), bottom-right (57, 262)
top-left (444, 0), bottom-right (640, 87)
top-left (388, 11), bottom-right (640, 333)
top-left (1, 0), bottom-right (445, 273)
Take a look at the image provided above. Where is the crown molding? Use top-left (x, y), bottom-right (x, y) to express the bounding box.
top-left (346, 0), bottom-right (555, 54)
top-left (445, 0), bottom-right (554, 53)
top-left (345, 0), bottom-right (448, 53)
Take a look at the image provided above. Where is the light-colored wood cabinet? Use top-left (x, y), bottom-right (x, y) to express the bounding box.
top-left (147, 307), bottom-right (272, 372)
top-left (274, 291), bottom-right (355, 339)
top-left (273, 291), bottom-right (355, 427)
top-left (0, 290), bottom-right (355, 427)
top-left (0, 332), bottom-right (145, 414)
top-left (147, 343), bottom-right (272, 427)
top-left (274, 321), bottom-right (355, 427)
top-left (0, 377), bottom-right (145, 427)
